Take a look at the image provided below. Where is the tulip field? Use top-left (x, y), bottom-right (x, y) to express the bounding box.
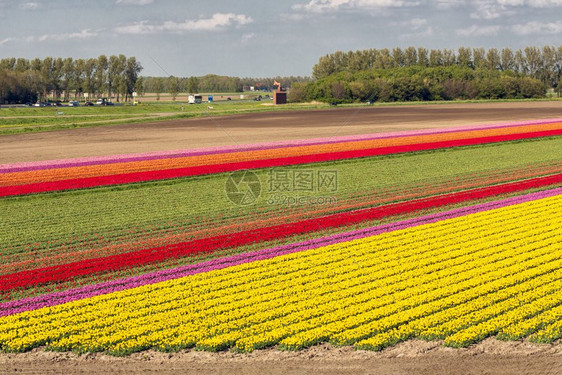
top-left (1, 118), bottom-right (561, 355)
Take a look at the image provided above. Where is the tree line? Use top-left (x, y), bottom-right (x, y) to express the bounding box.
top-left (289, 66), bottom-right (546, 104)
top-left (289, 46), bottom-right (562, 103)
top-left (141, 75), bottom-right (311, 100)
top-left (0, 55), bottom-right (142, 104)
top-left (312, 46), bottom-right (562, 87)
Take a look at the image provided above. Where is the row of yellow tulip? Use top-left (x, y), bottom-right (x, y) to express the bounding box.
top-left (499, 303), bottom-right (562, 341)
top-left (354, 271), bottom-right (562, 350)
top-left (529, 316), bottom-right (562, 343)
top-left (1, 202), bottom-right (517, 338)
top-left (0, 195), bottom-right (560, 354)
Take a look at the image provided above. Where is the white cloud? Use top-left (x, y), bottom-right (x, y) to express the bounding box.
top-left (38, 29), bottom-right (98, 42)
top-left (398, 26), bottom-right (434, 40)
top-left (409, 17), bottom-right (427, 29)
top-left (497, 0), bottom-right (562, 6)
top-left (292, 0), bottom-right (420, 13)
top-left (456, 24), bottom-right (501, 36)
top-left (470, 0), bottom-right (562, 18)
top-left (116, 0), bottom-right (154, 4)
top-left (0, 37), bottom-right (15, 46)
top-left (241, 33), bottom-right (257, 43)
top-left (115, 13), bottom-right (253, 34)
top-left (393, 17), bottom-right (427, 30)
top-left (511, 20), bottom-right (562, 34)
top-left (21, 2), bottom-right (40, 10)
top-left (434, 0), bottom-right (465, 8)
top-left (469, 0), bottom-right (510, 19)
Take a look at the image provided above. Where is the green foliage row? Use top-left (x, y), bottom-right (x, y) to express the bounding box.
top-left (312, 46), bottom-right (562, 89)
top-left (0, 55), bottom-right (142, 104)
top-left (142, 75), bottom-right (311, 98)
top-left (289, 66), bottom-right (546, 103)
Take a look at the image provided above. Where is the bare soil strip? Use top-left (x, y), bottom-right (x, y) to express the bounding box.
top-left (1, 101), bottom-right (561, 164)
top-left (1, 340), bottom-right (561, 375)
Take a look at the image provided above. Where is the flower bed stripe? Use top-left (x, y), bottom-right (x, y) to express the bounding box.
top-left (4, 122), bottom-right (562, 187)
top-left (3, 118), bottom-right (560, 173)
top-left (4, 162), bottom-right (560, 276)
top-left (0, 197), bottom-right (559, 353)
top-left (1, 187), bottom-right (559, 317)
top-left (2, 127), bottom-right (562, 197)
top-left (4, 161), bottom-right (559, 278)
top-left (0, 173), bottom-right (560, 292)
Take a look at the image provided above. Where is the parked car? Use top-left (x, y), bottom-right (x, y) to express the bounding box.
top-left (84, 101), bottom-right (94, 106)
top-left (96, 98), bottom-right (114, 106)
top-left (68, 101), bottom-right (79, 107)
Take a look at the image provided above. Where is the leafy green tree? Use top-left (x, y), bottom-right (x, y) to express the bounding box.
top-left (515, 49), bottom-right (528, 74)
top-left (556, 78), bottom-right (562, 97)
top-left (74, 59), bottom-right (85, 99)
top-left (524, 46), bottom-right (542, 78)
top-left (472, 48), bottom-right (486, 69)
top-left (442, 49), bottom-right (456, 66)
top-left (540, 46), bottom-right (557, 87)
top-left (500, 48), bottom-right (515, 71)
top-left (15, 58), bottom-right (30, 72)
top-left (485, 48), bottom-right (500, 70)
top-left (186, 76), bottom-right (199, 94)
top-left (134, 76), bottom-right (145, 98)
top-left (83, 58), bottom-right (96, 97)
top-left (287, 82), bottom-right (308, 102)
top-left (95, 55), bottom-right (108, 97)
top-left (417, 47), bottom-right (429, 67)
top-left (125, 57), bottom-right (142, 101)
top-left (457, 47), bottom-right (472, 68)
top-left (40, 57), bottom-right (53, 99)
top-left (429, 49), bottom-right (443, 67)
top-left (404, 47), bottom-right (417, 66)
top-left (154, 78), bottom-right (164, 100)
top-left (61, 58), bottom-right (75, 101)
top-left (168, 76), bottom-right (180, 101)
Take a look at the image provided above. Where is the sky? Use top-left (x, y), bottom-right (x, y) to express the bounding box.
top-left (0, 0), bottom-right (561, 78)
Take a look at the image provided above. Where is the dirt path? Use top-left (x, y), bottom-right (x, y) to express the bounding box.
top-left (1, 101), bottom-right (561, 163)
top-left (1, 340), bottom-right (560, 375)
